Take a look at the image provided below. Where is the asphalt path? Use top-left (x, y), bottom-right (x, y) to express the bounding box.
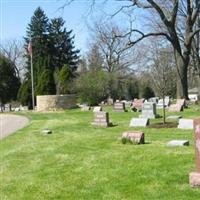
top-left (0, 114), bottom-right (29, 140)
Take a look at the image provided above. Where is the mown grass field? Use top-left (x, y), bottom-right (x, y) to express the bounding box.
top-left (0, 105), bottom-right (200, 200)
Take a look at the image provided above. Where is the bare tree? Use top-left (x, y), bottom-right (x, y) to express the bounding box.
top-left (0, 39), bottom-right (26, 80)
top-left (64, 0), bottom-right (200, 99)
top-left (150, 42), bottom-right (176, 124)
top-left (91, 22), bottom-right (137, 74)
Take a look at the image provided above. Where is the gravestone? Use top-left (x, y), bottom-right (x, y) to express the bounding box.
top-left (81, 105), bottom-right (90, 111)
top-left (14, 107), bottom-right (20, 111)
top-left (139, 102), bottom-right (156, 119)
top-left (168, 104), bottom-right (182, 112)
top-left (177, 99), bottom-right (186, 108)
top-left (91, 111), bottom-right (110, 127)
top-left (178, 119), bottom-right (194, 129)
top-left (122, 131), bottom-right (145, 144)
top-left (4, 104), bottom-right (11, 112)
top-left (113, 102), bottom-right (126, 112)
top-left (148, 97), bottom-right (158, 104)
top-left (167, 140), bottom-right (189, 147)
top-left (168, 99), bottom-right (186, 112)
top-left (42, 129), bottom-right (52, 134)
top-left (189, 119), bottom-right (200, 187)
top-left (20, 106), bottom-right (28, 111)
top-left (129, 118), bottom-right (149, 127)
top-left (132, 98), bottom-right (145, 111)
top-left (157, 97), bottom-right (170, 109)
top-left (189, 94), bottom-right (198, 102)
top-left (107, 98), bottom-right (114, 105)
top-left (93, 106), bottom-right (102, 112)
top-left (167, 115), bottom-right (182, 120)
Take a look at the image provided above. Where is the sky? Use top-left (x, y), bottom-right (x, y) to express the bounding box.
top-left (0, 0), bottom-right (134, 54)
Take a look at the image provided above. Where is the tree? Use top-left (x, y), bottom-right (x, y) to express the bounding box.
top-left (75, 70), bottom-right (109, 105)
top-left (0, 39), bottom-right (25, 80)
top-left (0, 54), bottom-right (20, 104)
top-left (87, 43), bottom-right (104, 71)
top-left (64, 0), bottom-right (200, 99)
top-left (18, 7), bottom-right (52, 106)
top-left (150, 44), bottom-right (176, 123)
top-left (48, 17), bottom-right (79, 72)
top-left (18, 7), bottom-right (79, 106)
top-left (56, 64), bottom-right (72, 94)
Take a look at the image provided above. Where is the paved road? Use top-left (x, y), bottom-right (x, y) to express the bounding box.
top-left (0, 114), bottom-right (29, 139)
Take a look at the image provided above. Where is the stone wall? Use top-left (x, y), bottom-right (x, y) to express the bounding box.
top-left (36, 95), bottom-right (77, 111)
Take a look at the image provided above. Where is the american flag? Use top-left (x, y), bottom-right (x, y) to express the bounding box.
top-left (28, 41), bottom-right (32, 56)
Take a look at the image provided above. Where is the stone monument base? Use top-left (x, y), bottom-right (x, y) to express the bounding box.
top-left (189, 172), bottom-right (200, 187)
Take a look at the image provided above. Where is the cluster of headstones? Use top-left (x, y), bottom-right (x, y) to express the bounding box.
top-left (0, 104), bottom-right (28, 112)
top-left (82, 99), bottom-right (200, 187)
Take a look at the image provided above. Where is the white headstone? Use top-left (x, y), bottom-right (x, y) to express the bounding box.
top-left (139, 102), bottom-right (156, 119)
top-left (167, 140), bottom-right (189, 146)
top-left (93, 106), bottom-right (102, 112)
top-left (167, 115), bottom-right (182, 120)
top-left (189, 94), bottom-right (198, 101)
top-left (129, 118), bottom-right (149, 127)
top-left (178, 119), bottom-right (194, 129)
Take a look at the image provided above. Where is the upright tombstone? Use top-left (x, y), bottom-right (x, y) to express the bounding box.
top-left (189, 119), bottom-right (200, 187)
top-left (157, 96), bottom-right (170, 109)
top-left (139, 102), bottom-right (157, 119)
top-left (122, 131), bottom-right (145, 144)
top-left (107, 97), bottom-right (114, 105)
top-left (4, 104), bottom-right (11, 112)
top-left (113, 102), bottom-right (126, 112)
top-left (91, 111), bottom-right (110, 127)
top-left (132, 98), bottom-right (145, 111)
top-left (93, 106), bottom-right (102, 112)
top-left (168, 99), bottom-right (186, 112)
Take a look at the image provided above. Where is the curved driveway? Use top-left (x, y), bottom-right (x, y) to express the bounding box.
top-left (0, 114), bottom-right (29, 139)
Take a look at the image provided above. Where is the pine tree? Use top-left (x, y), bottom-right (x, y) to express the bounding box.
top-left (48, 17), bottom-right (79, 73)
top-left (18, 7), bottom-right (55, 106)
top-left (18, 8), bottom-right (79, 106)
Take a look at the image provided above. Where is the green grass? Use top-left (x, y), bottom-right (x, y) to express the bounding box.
top-left (0, 105), bottom-right (200, 200)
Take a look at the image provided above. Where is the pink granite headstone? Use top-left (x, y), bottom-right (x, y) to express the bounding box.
top-left (122, 131), bottom-right (145, 144)
top-left (189, 119), bottom-right (200, 187)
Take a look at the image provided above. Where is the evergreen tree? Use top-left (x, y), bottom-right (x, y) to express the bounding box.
top-left (48, 17), bottom-right (79, 73)
top-left (56, 64), bottom-right (72, 94)
top-left (18, 8), bottom-right (79, 106)
top-left (18, 7), bottom-right (55, 106)
top-left (0, 54), bottom-right (20, 104)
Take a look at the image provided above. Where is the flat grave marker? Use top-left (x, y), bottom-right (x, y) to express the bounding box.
top-left (178, 119), bottom-right (194, 129)
top-left (129, 118), bottom-right (149, 127)
top-left (167, 140), bottom-right (189, 147)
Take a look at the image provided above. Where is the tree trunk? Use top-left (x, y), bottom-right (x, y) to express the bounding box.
top-left (162, 94), bottom-right (166, 124)
top-left (198, 75), bottom-right (200, 99)
top-left (174, 50), bottom-right (189, 99)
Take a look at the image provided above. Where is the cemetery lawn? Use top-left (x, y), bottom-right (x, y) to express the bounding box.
top-left (1, 105), bottom-right (200, 200)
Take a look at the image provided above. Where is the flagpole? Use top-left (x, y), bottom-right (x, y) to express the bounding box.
top-left (30, 38), bottom-right (35, 110)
